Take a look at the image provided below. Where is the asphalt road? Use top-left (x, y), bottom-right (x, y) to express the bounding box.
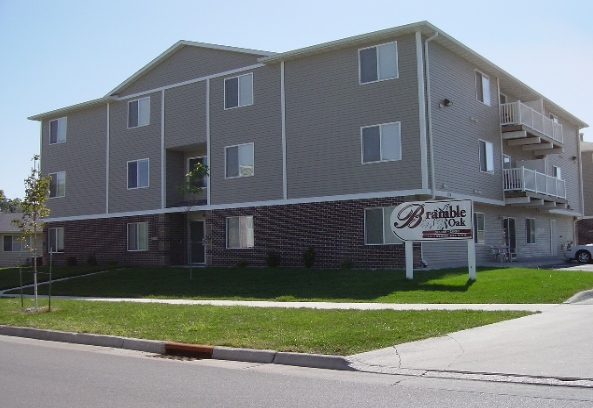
top-left (2, 335), bottom-right (593, 407)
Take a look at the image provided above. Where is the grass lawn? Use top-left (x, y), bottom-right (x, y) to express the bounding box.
top-left (0, 297), bottom-right (530, 355)
top-left (10, 265), bottom-right (593, 304)
top-left (0, 266), bottom-right (113, 291)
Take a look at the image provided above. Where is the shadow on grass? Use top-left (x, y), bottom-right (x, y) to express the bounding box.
top-left (14, 266), bottom-right (482, 302)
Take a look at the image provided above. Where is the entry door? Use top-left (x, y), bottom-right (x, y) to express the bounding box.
top-left (189, 221), bottom-right (205, 264)
top-left (550, 219), bottom-right (557, 256)
top-left (503, 217), bottom-right (516, 252)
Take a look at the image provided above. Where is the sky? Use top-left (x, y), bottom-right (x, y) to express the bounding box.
top-left (1, 0), bottom-right (592, 199)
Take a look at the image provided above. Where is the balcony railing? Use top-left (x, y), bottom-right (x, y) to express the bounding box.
top-left (503, 167), bottom-right (566, 199)
top-left (500, 101), bottom-right (563, 144)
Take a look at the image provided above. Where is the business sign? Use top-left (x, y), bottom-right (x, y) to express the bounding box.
top-left (389, 199), bottom-right (473, 242)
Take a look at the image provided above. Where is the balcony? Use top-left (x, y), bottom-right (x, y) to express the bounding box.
top-left (500, 101), bottom-right (563, 156)
top-left (503, 167), bottom-right (567, 207)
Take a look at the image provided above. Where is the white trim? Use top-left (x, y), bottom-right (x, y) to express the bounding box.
top-left (225, 215), bottom-right (254, 249)
top-left (475, 70), bottom-right (491, 106)
top-left (224, 73), bottom-right (254, 110)
top-left (474, 212), bottom-right (485, 244)
top-left (126, 158), bottom-right (150, 189)
top-left (126, 222), bottom-right (149, 252)
top-left (206, 79), bottom-right (211, 206)
top-left (47, 227), bottom-right (64, 253)
top-left (478, 139), bottom-right (494, 174)
top-left (127, 96), bottom-right (150, 129)
top-left (415, 31), bottom-right (428, 190)
top-left (161, 90), bottom-right (166, 209)
top-left (224, 142), bottom-right (255, 179)
top-left (281, 61), bottom-right (287, 200)
top-left (48, 171), bottom-right (66, 199)
top-left (360, 122), bottom-right (402, 164)
top-left (358, 41), bottom-right (399, 85)
top-left (49, 117), bottom-right (67, 145)
top-left (526, 217), bottom-right (536, 244)
top-left (106, 103), bottom-right (110, 213)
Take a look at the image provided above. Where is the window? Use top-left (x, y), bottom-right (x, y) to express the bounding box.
top-left (475, 71), bottom-right (491, 106)
top-left (49, 171), bottom-right (66, 198)
top-left (549, 113), bottom-right (559, 124)
top-left (364, 207), bottom-right (403, 245)
top-left (226, 143), bottom-right (254, 178)
top-left (128, 159), bottom-right (149, 189)
top-left (48, 228), bottom-right (64, 253)
top-left (2, 235), bottom-right (30, 252)
top-left (362, 122), bottom-right (401, 163)
top-left (188, 157), bottom-right (208, 189)
top-left (499, 93), bottom-right (507, 105)
top-left (127, 222), bottom-right (148, 251)
top-left (226, 216), bottom-right (254, 249)
top-left (553, 166), bottom-right (562, 179)
top-left (128, 97), bottom-right (150, 128)
top-left (503, 154), bottom-right (511, 170)
top-left (49, 117), bottom-right (67, 144)
top-left (474, 213), bottom-right (485, 244)
top-left (479, 140), bottom-right (494, 173)
top-left (225, 73), bottom-right (253, 109)
top-left (359, 42), bottom-right (398, 84)
top-left (526, 218), bottom-right (536, 244)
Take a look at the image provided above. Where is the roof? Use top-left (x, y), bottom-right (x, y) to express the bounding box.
top-left (260, 21), bottom-right (588, 129)
top-left (0, 213), bottom-right (24, 233)
top-left (581, 141), bottom-right (593, 152)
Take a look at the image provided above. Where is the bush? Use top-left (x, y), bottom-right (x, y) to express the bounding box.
top-left (66, 256), bottom-right (77, 267)
top-left (236, 259), bottom-right (248, 268)
top-left (340, 259), bottom-right (353, 269)
top-left (87, 254), bottom-right (98, 266)
top-left (107, 260), bottom-right (119, 268)
top-left (265, 250), bottom-right (281, 268)
top-left (302, 247), bottom-right (316, 269)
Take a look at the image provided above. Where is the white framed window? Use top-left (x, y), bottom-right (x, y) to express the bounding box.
top-left (503, 154), bottom-right (511, 170)
top-left (127, 222), bottom-right (148, 251)
top-left (2, 235), bottom-right (30, 252)
top-left (526, 218), bottom-right (536, 244)
top-left (225, 143), bottom-right (254, 178)
top-left (549, 113), bottom-right (559, 124)
top-left (361, 122), bottom-right (401, 164)
top-left (224, 73), bottom-right (253, 109)
top-left (127, 158), bottom-right (149, 189)
top-left (475, 71), bottom-right (491, 106)
top-left (49, 171), bottom-right (66, 198)
top-left (479, 140), bottom-right (494, 174)
top-left (553, 165), bottom-right (562, 179)
top-left (49, 117), bottom-right (67, 144)
top-left (187, 156), bottom-right (208, 189)
top-left (226, 216), bottom-right (254, 249)
top-left (128, 97), bottom-right (150, 128)
top-left (48, 228), bottom-right (64, 253)
top-left (364, 207), bottom-right (403, 245)
top-left (359, 42), bottom-right (398, 84)
top-left (474, 213), bottom-right (485, 244)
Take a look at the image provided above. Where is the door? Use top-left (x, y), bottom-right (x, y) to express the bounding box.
top-left (189, 221), bottom-right (205, 264)
top-left (550, 219), bottom-right (557, 256)
top-left (503, 217), bottom-right (516, 254)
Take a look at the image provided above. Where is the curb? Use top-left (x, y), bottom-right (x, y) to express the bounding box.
top-left (0, 325), bottom-right (353, 371)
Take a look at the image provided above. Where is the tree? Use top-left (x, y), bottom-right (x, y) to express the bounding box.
top-left (0, 190), bottom-right (23, 213)
top-left (12, 155), bottom-right (51, 310)
top-left (177, 161), bottom-right (209, 279)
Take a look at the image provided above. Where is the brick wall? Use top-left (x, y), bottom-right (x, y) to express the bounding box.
top-left (209, 197), bottom-right (422, 268)
top-left (577, 219), bottom-right (593, 245)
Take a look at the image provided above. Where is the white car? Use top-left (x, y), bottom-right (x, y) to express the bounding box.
top-left (564, 243), bottom-right (593, 264)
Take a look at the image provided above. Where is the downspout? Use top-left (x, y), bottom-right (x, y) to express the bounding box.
top-left (424, 31), bottom-right (439, 199)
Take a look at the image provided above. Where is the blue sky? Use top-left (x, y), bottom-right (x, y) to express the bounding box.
top-left (1, 0), bottom-right (592, 198)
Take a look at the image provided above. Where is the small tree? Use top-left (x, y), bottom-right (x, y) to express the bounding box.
top-left (13, 155), bottom-right (51, 311)
top-left (177, 161), bottom-right (209, 279)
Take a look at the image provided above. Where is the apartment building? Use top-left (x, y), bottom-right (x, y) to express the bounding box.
top-left (29, 21), bottom-right (588, 269)
top-left (577, 141), bottom-right (593, 244)
top-left (0, 213), bottom-right (43, 267)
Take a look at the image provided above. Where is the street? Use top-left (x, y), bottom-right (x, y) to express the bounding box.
top-left (1, 335), bottom-right (593, 407)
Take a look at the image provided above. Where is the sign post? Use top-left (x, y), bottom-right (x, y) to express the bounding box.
top-left (390, 199), bottom-right (476, 280)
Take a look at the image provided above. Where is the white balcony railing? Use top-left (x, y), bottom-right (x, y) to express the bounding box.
top-left (500, 101), bottom-right (563, 144)
top-left (503, 167), bottom-right (566, 199)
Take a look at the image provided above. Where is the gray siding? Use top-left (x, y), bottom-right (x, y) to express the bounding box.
top-left (41, 105), bottom-right (108, 218)
top-left (108, 93), bottom-right (162, 213)
top-left (583, 150), bottom-right (593, 216)
top-left (284, 34), bottom-right (422, 199)
top-left (164, 81), bottom-right (207, 149)
top-left (0, 234), bottom-right (43, 267)
top-left (428, 42), bottom-right (502, 201)
top-left (209, 65), bottom-right (284, 204)
top-left (119, 46), bottom-right (262, 97)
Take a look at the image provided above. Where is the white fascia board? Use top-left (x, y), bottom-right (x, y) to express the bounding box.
top-left (28, 97), bottom-right (112, 121)
top-left (549, 209), bottom-right (582, 217)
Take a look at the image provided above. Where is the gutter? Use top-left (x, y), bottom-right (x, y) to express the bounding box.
top-left (423, 31), bottom-right (439, 199)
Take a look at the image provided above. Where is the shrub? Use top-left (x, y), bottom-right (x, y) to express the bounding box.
top-left (302, 247), bottom-right (316, 269)
top-left (66, 256), bottom-right (77, 267)
top-left (265, 250), bottom-right (281, 268)
top-left (340, 259), bottom-right (353, 269)
top-left (107, 260), bottom-right (119, 268)
top-left (87, 254), bottom-right (98, 266)
top-left (236, 259), bottom-right (248, 268)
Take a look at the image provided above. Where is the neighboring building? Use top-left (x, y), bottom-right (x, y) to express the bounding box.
top-left (29, 21), bottom-right (588, 269)
top-left (0, 213), bottom-right (42, 267)
top-left (577, 141), bottom-right (593, 244)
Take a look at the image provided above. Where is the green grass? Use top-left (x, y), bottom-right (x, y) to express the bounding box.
top-left (0, 298), bottom-right (530, 355)
top-left (0, 266), bottom-right (112, 291)
top-left (12, 266), bottom-right (593, 304)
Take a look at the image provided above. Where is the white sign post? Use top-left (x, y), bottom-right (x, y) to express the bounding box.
top-left (390, 199), bottom-right (476, 280)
